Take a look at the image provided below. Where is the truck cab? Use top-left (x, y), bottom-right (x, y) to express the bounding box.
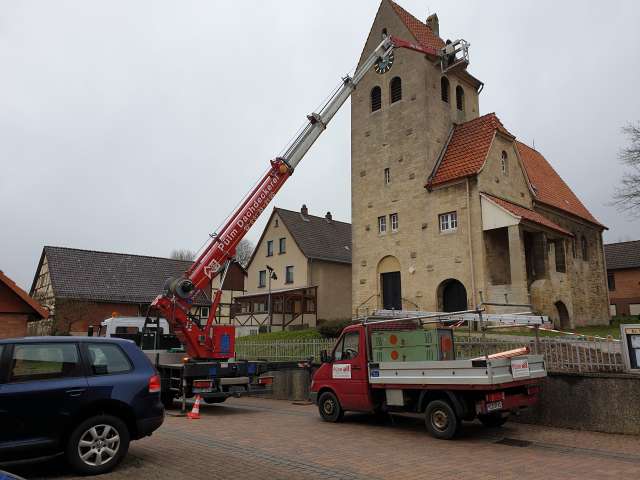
top-left (310, 322), bottom-right (545, 439)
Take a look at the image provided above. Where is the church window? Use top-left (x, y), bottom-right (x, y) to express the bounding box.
top-left (456, 85), bottom-right (465, 111)
top-left (441, 77), bottom-right (449, 103)
top-left (384, 168), bottom-right (391, 185)
top-left (371, 86), bottom-right (382, 112)
top-left (581, 235), bottom-right (588, 261)
top-left (501, 151), bottom-right (509, 175)
top-left (390, 77), bottom-right (402, 103)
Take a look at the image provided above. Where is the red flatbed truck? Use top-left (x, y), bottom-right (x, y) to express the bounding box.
top-left (309, 319), bottom-right (546, 439)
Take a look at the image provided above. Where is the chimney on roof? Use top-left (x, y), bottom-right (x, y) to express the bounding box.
top-left (325, 211), bottom-right (332, 222)
top-left (300, 204), bottom-right (308, 216)
top-left (426, 13), bottom-right (439, 37)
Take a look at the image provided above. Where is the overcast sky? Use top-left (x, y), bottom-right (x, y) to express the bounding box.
top-left (2, 0), bottom-right (639, 289)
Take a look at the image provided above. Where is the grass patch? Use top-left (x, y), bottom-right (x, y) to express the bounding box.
top-left (235, 329), bottom-right (323, 343)
top-left (473, 316), bottom-right (637, 340)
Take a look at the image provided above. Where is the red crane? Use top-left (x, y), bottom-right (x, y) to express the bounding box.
top-left (150, 36), bottom-right (448, 360)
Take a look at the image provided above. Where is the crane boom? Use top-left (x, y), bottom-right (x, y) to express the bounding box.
top-left (151, 35), bottom-right (439, 360)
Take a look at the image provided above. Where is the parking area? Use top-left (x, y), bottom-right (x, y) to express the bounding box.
top-left (7, 397), bottom-right (640, 480)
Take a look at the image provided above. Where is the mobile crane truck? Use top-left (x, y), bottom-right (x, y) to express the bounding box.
top-left (310, 314), bottom-right (547, 439)
top-left (124, 35), bottom-right (444, 408)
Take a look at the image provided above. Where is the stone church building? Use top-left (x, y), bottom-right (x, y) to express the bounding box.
top-left (351, 0), bottom-right (609, 327)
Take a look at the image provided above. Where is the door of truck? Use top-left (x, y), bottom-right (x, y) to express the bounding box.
top-left (329, 328), bottom-right (372, 411)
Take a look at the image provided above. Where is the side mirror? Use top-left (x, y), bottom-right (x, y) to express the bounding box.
top-left (320, 350), bottom-right (331, 363)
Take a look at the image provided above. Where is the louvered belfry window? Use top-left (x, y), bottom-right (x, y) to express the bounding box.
top-left (390, 77), bottom-right (402, 103)
top-left (371, 86), bottom-right (382, 112)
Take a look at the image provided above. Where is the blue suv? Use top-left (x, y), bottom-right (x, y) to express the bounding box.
top-left (0, 337), bottom-right (164, 475)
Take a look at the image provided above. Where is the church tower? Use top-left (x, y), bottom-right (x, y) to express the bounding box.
top-left (351, 0), bottom-right (483, 314)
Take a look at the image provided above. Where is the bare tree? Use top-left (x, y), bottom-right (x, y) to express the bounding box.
top-left (235, 239), bottom-right (255, 268)
top-left (613, 123), bottom-right (640, 216)
top-left (170, 249), bottom-right (196, 261)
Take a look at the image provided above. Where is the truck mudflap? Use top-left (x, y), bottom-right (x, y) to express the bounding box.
top-left (475, 385), bottom-right (540, 415)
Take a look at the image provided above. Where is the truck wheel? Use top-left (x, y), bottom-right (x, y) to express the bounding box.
top-left (478, 413), bottom-right (509, 428)
top-left (66, 414), bottom-right (130, 475)
top-left (424, 399), bottom-right (460, 440)
top-left (161, 392), bottom-right (175, 409)
top-left (318, 392), bottom-right (343, 422)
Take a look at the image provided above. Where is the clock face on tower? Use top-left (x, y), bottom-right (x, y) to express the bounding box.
top-left (374, 52), bottom-right (394, 74)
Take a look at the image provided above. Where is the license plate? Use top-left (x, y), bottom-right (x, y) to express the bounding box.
top-left (487, 401), bottom-right (503, 412)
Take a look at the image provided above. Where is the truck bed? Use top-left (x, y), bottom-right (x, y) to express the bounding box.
top-left (368, 354), bottom-right (545, 388)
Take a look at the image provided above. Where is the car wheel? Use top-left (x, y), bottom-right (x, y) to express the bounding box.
top-left (478, 412), bottom-right (509, 428)
top-left (424, 399), bottom-right (460, 440)
top-left (318, 391), bottom-right (344, 422)
top-left (66, 414), bottom-right (130, 475)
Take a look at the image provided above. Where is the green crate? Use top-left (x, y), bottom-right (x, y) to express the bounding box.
top-left (373, 345), bottom-right (438, 362)
top-left (371, 330), bottom-right (439, 348)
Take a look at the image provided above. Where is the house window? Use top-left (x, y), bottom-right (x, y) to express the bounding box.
top-left (441, 77), bottom-right (449, 103)
top-left (390, 77), bottom-right (402, 103)
top-left (390, 213), bottom-right (399, 232)
top-left (200, 306), bottom-right (210, 319)
top-left (285, 266), bottom-right (294, 284)
top-left (279, 238), bottom-right (286, 254)
top-left (610, 304), bottom-right (617, 316)
top-left (581, 235), bottom-right (588, 261)
top-left (439, 212), bottom-right (457, 232)
top-left (382, 28), bottom-right (388, 39)
top-left (607, 273), bottom-right (615, 291)
top-left (266, 240), bottom-right (273, 257)
top-left (501, 151), bottom-right (509, 176)
top-left (378, 215), bottom-right (387, 234)
top-left (384, 168), bottom-right (391, 185)
top-left (258, 270), bottom-right (266, 288)
top-left (456, 85), bottom-right (464, 111)
top-left (371, 86), bottom-right (382, 112)
top-left (554, 240), bottom-right (566, 273)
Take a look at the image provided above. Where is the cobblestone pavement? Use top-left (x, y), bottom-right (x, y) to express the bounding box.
top-left (6, 397), bottom-right (640, 480)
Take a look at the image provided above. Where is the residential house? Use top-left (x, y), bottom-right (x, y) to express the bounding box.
top-left (29, 246), bottom-right (218, 335)
top-left (0, 270), bottom-right (48, 338)
top-left (605, 240), bottom-right (640, 317)
top-left (351, 1), bottom-right (609, 328)
top-left (235, 206), bottom-right (351, 333)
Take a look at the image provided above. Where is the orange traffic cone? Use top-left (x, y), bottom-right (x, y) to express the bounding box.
top-left (187, 395), bottom-right (202, 419)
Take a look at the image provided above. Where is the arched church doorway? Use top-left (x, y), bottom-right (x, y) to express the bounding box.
top-left (438, 279), bottom-right (468, 312)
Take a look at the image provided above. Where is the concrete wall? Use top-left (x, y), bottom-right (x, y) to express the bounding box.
top-left (309, 261), bottom-right (351, 321)
top-left (516, 372), bottom-right (640, 435)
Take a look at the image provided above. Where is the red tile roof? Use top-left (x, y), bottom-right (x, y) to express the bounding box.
top-left (429, 113), bottom-right (511, 187)
top-left (516, 142), bottom-right (603, 227)
top-left (482, 194), bottom-right (572, 236)
top-left (0, 270), bottom-right (48, 318)
top-left (388, 0), bottom-right (445, 51)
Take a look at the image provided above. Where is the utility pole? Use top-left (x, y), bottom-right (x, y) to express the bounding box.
top-left (266, 265), bottom-right (277, 332)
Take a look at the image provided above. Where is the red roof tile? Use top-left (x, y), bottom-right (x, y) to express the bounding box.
top-left (0, 270), bottom-right (48, 319)
top-left (482, 194), bottom-right (572, 236)
top-left (429, 113), bottom-right (510, 187)
top-left (388, 0), bottom-right (445, 51)
top-left (516, 142), bottom-right (603, 227)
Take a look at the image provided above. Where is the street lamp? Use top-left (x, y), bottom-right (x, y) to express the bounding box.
top-left (266, 265), bottom-right (277, 332)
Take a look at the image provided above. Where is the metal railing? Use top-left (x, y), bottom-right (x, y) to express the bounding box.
top-left (236, 336), bottom-right (625, 373)
top-left (456, 336), bottom-right (624, 373)
top-left (236, 338), bottom-right (335, 361)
